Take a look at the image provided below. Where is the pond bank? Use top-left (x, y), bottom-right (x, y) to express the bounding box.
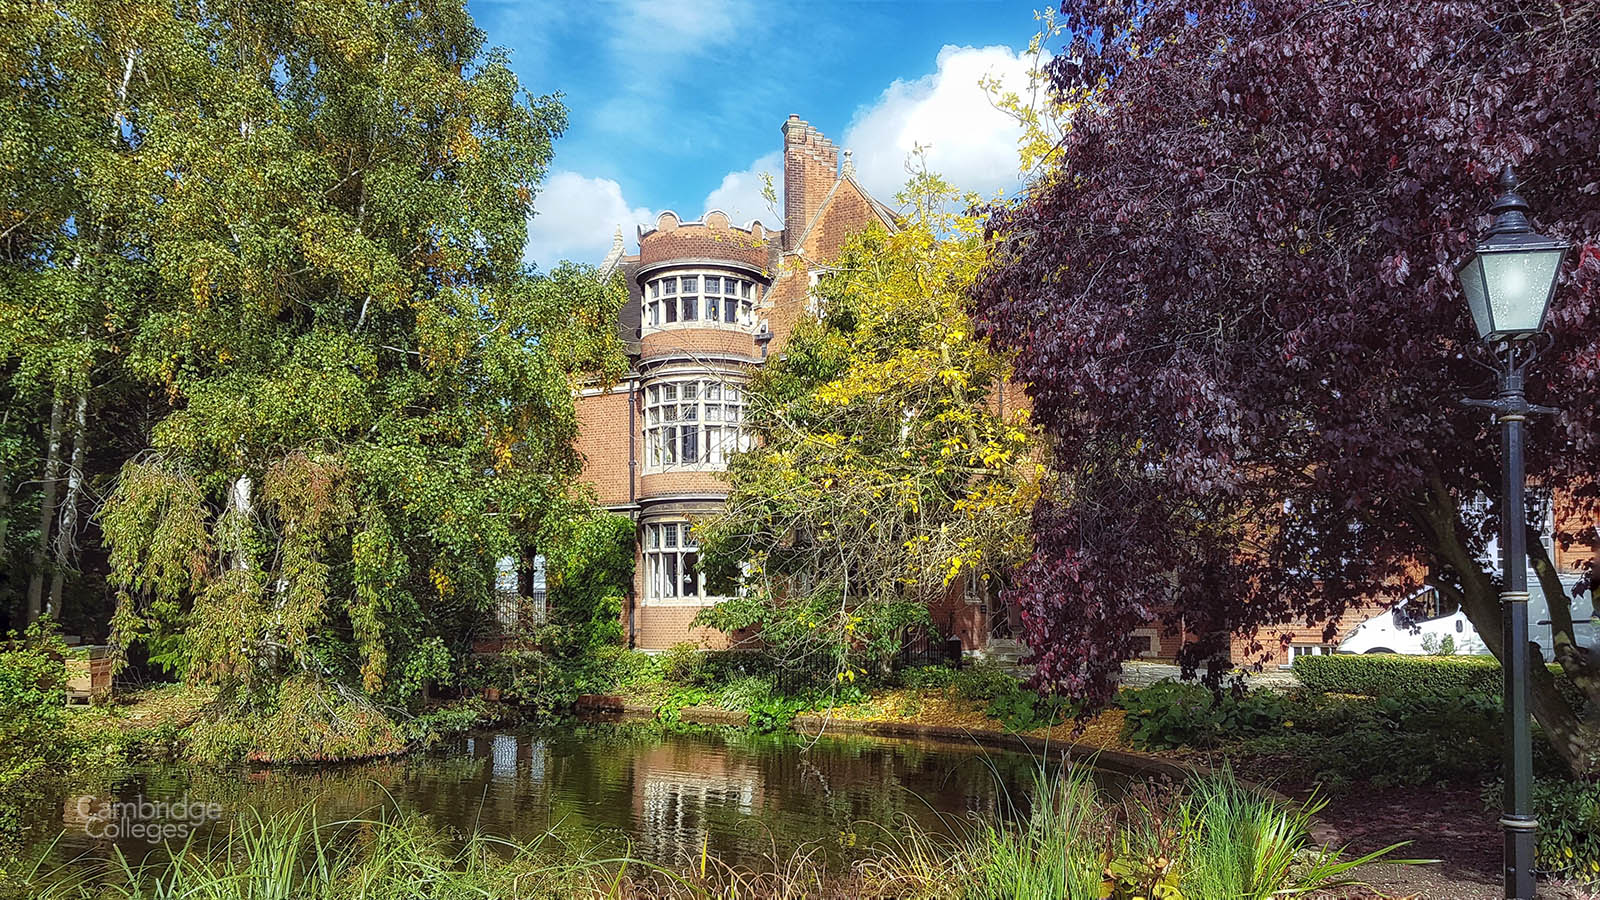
top-left (574, 693), bottom-right (1194, 782)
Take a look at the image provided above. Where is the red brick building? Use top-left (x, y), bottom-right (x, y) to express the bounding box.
top-left (573, 116), bottom-right (923, 650)
top-left (569, 115), bottom-right (1598, 664)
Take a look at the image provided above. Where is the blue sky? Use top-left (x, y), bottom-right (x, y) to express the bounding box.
top-left (466, 0), bottom-right (1044, 266)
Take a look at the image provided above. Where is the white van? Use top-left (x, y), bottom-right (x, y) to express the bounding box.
top-left (1337, 572), bottom-right (1593, 657)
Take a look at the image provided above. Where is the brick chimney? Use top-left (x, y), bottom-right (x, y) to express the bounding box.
top-left (781, 114), bottom-right (839, 251)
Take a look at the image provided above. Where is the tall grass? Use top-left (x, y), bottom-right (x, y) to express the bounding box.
top-left (1175, 769), bottom-right (1407, 899)
top-left (967, 764), bottom-right (1105, 899)
top-left (17, 767), bottom-right (1407, 900)
top-left (861, 763), bottom-right (1410, 900)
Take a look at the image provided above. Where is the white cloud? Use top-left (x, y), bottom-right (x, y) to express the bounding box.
top-left (591, 0), bottom-right (759, 136)
top-left (608, 0), bottom-right (746, 55)
top-left (842, 44), bottom-right (1037, 203)
top-left (702, 151), bottom-right (783, 228)
top-left (525, 171), bottom-right (654, 267)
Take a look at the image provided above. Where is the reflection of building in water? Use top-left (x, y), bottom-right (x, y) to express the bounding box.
top-left (469, 733), bottom-right (548, 782)
top-left (492, 734), bottom-right (517, 779)
top-left (632, 745), bottom-right (761, 863)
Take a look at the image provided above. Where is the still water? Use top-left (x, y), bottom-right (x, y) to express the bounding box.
top-left (45, 722), bottom-right (1066, 870)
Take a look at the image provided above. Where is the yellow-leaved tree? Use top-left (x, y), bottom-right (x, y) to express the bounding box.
top-left (695, 167), bottom-right (1043, 683)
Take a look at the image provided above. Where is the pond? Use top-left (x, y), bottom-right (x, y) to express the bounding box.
top-left (37, 721), bottom-right (1098, 871)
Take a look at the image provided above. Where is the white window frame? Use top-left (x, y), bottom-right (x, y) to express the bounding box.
top-left (643, 377), bottom-right (751, 473)
top-left (643, 521), bottom-right (732, 606)
top-left (1282, 643), bottom-right (1334, 669)
top-left (643, 269), bottom-right (761, 335)
top-left (1130, 627), bottom-right (1160, 659)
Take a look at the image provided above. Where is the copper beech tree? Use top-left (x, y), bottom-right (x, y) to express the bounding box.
top-left (973, 0), bottom-right (1600, 775)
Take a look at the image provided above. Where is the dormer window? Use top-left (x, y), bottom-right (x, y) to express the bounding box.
top-left (644, 270), bottom-right (761, 333)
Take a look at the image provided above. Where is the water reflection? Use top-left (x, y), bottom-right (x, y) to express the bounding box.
top-left (43, 723), bottom-right (1078, 870)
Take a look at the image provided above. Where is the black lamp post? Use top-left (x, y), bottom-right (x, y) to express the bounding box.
top-left (1455, 165), bottom-right (1569, 900)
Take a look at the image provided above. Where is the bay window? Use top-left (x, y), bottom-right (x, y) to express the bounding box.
top-left (643, 521), bottom-right (738, 605)
top-left (644, 271), bottom-right (759, 332)
top-left (644, 378), bottom-right (751, 470)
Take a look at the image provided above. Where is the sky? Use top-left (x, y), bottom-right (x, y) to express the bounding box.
top-left (466, 0), bottom-right (1046, 267)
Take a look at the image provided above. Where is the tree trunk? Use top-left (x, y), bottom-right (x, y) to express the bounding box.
top-left (228, 473), bottom-right (252, 570)
top-left (0, 440), bottom-right (10, 625)
top-left (26, 395), bottom-right (66, 624)
top-left (1420, 474), bottom-right (1599, 778)
top-left (46, 390), bottom-right (88, 618)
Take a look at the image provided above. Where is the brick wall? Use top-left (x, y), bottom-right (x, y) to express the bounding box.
top-left (925, 576), bottom-right (988, 652)
top-left (638, 470), bottom-right (726, 500)
top-left (762, 266), bottom-right (811, 357)
top-left (634, 604), bottom-right (732, 651)
top-left (640, 328), bottom-right (760, 361)
top-left (574, 388), bottom-right (634, 507)
top-left (639, 213), bottom-right (774, 273)
top-left (1231, 612), bottom-right (1376, 669)
top-left (798, 180), bottom-right (881, 259)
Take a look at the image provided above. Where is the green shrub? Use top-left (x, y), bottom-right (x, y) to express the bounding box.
top-left (1120, 680), bottom-right (1570, 788)
top-left (0, 625), bottom-right (75, 850)
top-left (1237, 691), bottom-right (1512, 788)
top-left (897, 664), bottom-right (962, 690)
top-left (715, 675), bottom-right (776, 711)
top-left (1292, 653), bottom-right (1507, 698)
top-left (1483, 778), bottom-right (1600, 885)
top-left (658, 642), bottom-right (708, 686)
top-left (1117, 682), bottom-right (1292, 750)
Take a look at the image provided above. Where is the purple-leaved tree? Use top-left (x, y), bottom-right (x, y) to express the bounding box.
top-left (973, 0), bottom-right (1600, 776)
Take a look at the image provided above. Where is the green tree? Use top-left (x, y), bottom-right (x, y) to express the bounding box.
top-left (0, 0), bottom-right (164, 629)
top-left (0, 0), bottom-right (630, 724)
top-left (696, 171), bottom-right (1042, 683)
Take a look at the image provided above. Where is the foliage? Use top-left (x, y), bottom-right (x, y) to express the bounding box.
top-left (697, 167), bottom-right (1041, 685)
top-left (21, 806), bottom-right (648, 900)
top-left (654, 688), bottom-right (714, 727)
top-left (471, 646), bottom-right (614, 722)
top-left (464, 514), bottom-right (635, 721)
top-left (971, 0), bottom-right (1600, 774)
top-left (0, 625), bottom-right (73, 850)
top-left (1116, 683), bottom-right (1292, 752)
top-left (541, 514), bottom-right (636, 652)
top-left (978, 7), bottom-right (1074, 177)
top-left (899, 663), bottom-right (1074, 732)
top-left (1293, 653), bottom-right (1507, 698)
top-left (659, 642), bottom-right (710, 687)
top-left (962, 765), bottom-right (1105, 899)
top-left (864, 765), bottom-right (1395, 900)
top-left (1173, 772), bottom-right (1403, 900)
top-left (183, 675), bottom-right (407, 765)
top-left (1483, 777), bottom-right (1600, 885)
top-left (3, 0), bottom-right (626, 732)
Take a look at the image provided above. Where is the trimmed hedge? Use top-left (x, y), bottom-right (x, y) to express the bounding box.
top-left (1292, 653), bottom-right (1574, 700)
top-left (1293, 653), bottom-right (1505, 698)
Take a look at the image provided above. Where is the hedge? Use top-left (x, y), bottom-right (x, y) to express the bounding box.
top-left (1292, 653), bottom-right (1509, 698)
